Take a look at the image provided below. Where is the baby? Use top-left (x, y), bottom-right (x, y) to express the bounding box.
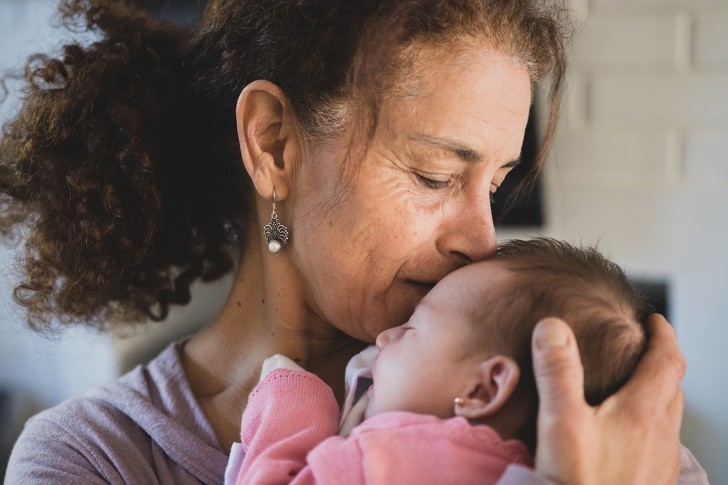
top-left (231, 238), bottom-right (650, 484)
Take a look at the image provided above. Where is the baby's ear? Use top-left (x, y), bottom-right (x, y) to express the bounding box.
top-left (453, 355), bottom-right (520, 419)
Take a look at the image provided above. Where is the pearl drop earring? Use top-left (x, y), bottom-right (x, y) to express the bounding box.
top-left (263, 188), bottom-right (289, 254)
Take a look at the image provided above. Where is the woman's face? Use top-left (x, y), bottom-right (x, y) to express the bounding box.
top-left (288, 45), bottom-right (532, 342)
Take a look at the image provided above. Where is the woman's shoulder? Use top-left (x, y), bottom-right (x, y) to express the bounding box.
top-left (6, 390), bottom-right (157, 484)
top-left (6, 341), bottom-right (228, 484)
top-left (15, 340), bottom-right (188, 439)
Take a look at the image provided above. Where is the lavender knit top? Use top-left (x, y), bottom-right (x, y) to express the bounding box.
top-left (6, 341), bottom-right (227, 484)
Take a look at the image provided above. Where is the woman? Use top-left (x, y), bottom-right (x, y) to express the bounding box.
top-left (2, 0), bottom-right (694, 483)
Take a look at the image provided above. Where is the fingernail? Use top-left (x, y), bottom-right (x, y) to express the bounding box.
top-left (534, 319), bottom-right (569, 349)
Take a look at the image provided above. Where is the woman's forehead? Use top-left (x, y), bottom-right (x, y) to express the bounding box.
top-left (376, 46), bottom-right (531, 156)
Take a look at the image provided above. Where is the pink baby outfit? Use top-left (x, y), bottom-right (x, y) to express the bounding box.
top-left (236, 368), bottom-right (532, 484)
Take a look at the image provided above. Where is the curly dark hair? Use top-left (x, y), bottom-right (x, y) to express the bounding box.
top-left (0, 0), bottom-right (571, 332)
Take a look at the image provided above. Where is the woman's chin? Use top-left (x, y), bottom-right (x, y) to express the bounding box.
top-left (338, 281), bottom-right (429, 340)
top-left (376, 282), bottom-right (431, 329)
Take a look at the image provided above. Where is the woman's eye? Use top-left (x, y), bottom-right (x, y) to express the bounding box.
top-left (414, 172), bottom-right (452, 190)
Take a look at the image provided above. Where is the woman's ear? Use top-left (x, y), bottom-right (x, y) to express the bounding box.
top-left (236, 80), bottom-right (302, 201)
top-left (453, 355), bottom-right (520, 420)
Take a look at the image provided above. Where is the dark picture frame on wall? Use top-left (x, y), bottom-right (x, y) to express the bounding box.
top-left (492, 104), bottom-right (544, 228)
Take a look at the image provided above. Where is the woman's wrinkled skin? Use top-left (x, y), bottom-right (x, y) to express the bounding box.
top-left (183, 42), bottom-right (686, 485)
top-left (183, 44), bottom-right (530, 452)
top-left (289, 46), bottom-right (530, 342)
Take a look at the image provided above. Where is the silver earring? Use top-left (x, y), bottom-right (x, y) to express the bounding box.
top-left (264, 188), bottom-right (289, 254)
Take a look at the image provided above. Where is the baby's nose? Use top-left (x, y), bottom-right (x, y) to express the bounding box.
top-left (375, 327), bottom-right (395, 350)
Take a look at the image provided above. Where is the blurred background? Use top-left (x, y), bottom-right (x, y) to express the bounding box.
top-left (1, 0), bottom-right (726, 481)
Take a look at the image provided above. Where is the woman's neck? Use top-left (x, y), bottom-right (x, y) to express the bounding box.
top-left (182, 230), bottom-right (364, 451)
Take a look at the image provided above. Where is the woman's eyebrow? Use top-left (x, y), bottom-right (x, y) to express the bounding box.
top-left (409, 134), bottom-right (521, 168)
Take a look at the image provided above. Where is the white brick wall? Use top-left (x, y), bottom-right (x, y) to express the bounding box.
top-left (694, 13), bottom-right (728, 67)
top-left (591, 74), bottom-right (728, 124)
top-left (554, 129), bottom-right (677, 187)
top-left (685, 129), bottom-right (728, 185)
top-left (591, 0), bottom-right (725, 8)
top-left (572, 13), bottom-right (678, 69)
top-left (502, 1), bottom-right (728, 482)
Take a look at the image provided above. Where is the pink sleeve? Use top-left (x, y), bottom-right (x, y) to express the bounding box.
top-left (236, 369), bottom-right (343, 484)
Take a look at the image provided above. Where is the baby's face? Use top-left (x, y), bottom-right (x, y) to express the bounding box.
top-left (365, 261), bottom-right (510, 419)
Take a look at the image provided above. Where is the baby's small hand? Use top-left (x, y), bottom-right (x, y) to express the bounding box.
top-left (260, 354), bottom-right (306, 381)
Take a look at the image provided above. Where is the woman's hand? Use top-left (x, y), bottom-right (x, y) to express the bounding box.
top-left (531, 315), bottom-right (685, 484)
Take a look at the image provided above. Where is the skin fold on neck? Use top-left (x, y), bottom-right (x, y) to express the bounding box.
top-left (182, 224), bottom-right (365, 452)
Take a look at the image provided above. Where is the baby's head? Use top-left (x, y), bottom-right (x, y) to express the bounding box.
top-left (365, 238), bottom-right (651, 452)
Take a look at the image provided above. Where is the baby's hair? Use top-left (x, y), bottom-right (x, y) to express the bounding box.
top-left (472, 238), bottom-right (652, 451)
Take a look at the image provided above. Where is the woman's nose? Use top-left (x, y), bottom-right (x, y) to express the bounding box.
top-left (437, 189), bottom-right (497, 263)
